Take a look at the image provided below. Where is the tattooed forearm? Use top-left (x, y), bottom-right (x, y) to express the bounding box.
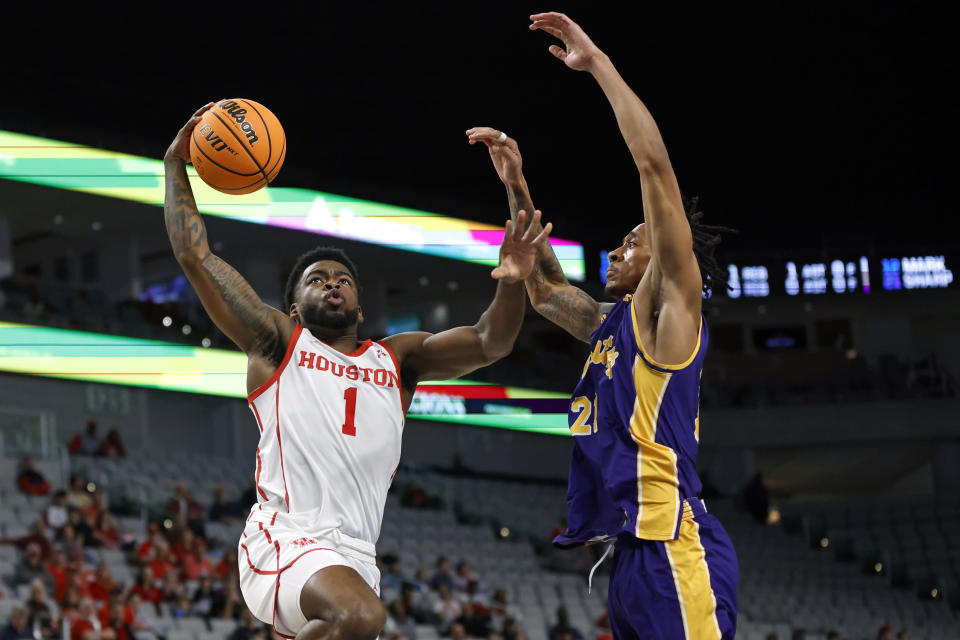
top-left (535, 286), bottom-right (601, 344)
top-left (164, 159), bottom-right (210, 261)
top-left (505, 181), bottom-right (567, 287)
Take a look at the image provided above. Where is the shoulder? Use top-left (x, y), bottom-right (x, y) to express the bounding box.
top-left (381, 332), bottom-right (431, 361)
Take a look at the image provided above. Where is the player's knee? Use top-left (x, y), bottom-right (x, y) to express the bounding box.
top-left (336, 599), bottom-right (386, 640)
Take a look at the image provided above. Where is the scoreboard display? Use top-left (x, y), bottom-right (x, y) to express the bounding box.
top-left (600, 252), bottom-right (955, 298)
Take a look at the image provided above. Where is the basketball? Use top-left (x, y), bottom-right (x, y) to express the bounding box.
top-left (189, 98), bottom-right (286, 195)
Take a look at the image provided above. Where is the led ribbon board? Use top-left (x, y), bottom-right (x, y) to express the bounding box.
top-left (0, 322), bottom-right (571, 436)
top-left (0, 130), bottom-right (585, 279)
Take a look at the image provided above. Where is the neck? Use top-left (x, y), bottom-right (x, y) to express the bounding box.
top-left (302, 323), bottom-right (362, 353)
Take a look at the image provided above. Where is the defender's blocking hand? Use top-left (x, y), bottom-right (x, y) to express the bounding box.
top-left (529, 12), bottom-right (603, 72)
top-left (492, 209), bottom-right (553, 284)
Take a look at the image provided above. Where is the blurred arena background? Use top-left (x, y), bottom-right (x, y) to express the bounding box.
top-left (0, 3), bottom-right (957, 640)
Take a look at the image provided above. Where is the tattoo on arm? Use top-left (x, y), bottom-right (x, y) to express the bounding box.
top-left (164, 162), bottom-right (210, 261)
top-left (537, 286), bottom-right (601, 343)
top-left (506, 182), bottom-right (567, 288)
top-left (198, 254), bottom-right (281, 360)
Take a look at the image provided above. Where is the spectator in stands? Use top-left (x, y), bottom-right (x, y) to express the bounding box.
top-left (25, 578), bottom-right (58, 639)
top-left (88, 563), bottom-right (117, 603)
top-left (170, 592), bottom-right (192, 619)
top-left (93, 512), bottom-right (121, 549)
top-left (165, 483), bottom-right (205, 535)
top-left (97, 429), bottom-right (126, 458)
top-left (17, 456), bottom-right (51, 496)
top-left (57, 524), bottom-right (84, 557)
top-left (489, 588), bottom-right (521, 631)
top-left (66, 509), bottom-right (94, 549)
top-left (0, 607), bottom-right (32, 640)
top-left (135, 526), bottom-right (164, 563)
top-left (46, 491), bottom-right (69, 531)
top-left (448, 622), bottom-right (467, 640)
top-left (215, 548), bottom-right (239, 581)
top-left (456, 601), bottom-right (490, 638)
top-left (383, 599), bottom-right (416, 640)
top-left (130, 565), bottom-right (162, 613)
top-left (45, 548), bottom-right (69, 603)
top-left (12, 543), bottom-right (52, 589)
top-left (451, 560), bottom-right (478, 592)
top-left (69, 598), bottom-right (100, 640)
top-left (548, 607), bottom-right (583, 640)
top-left (181, 536), bottom-right (214, 580)
top-left (400, 583), bottom-right (434, 625)
top-left (876, 626), bottom-right (894, 640)
top-left (433, 584), bottom-right (462, 629)
top-left (430, 556), bottom-right (454, 590)
top-left (409, 567), bottom-right (431, 592)
top-left (230, 609), bottom-right (268, 640)
top-left (60, 587), bottom-right (82, 622)
top-left (191, 575), bottom-right (223, 618)
top-left (102, 601), bottom-right (135, 640)
top-left (68, 421), bottom-right (101, 456)
top-left (81, 490), bottom-right (106, 527)
top-left (66, 476), bottom-right (92, 510)
top-left (210, 485), bottom-right (245, 522)
top-left (502, 617), bottom-right (526, 640)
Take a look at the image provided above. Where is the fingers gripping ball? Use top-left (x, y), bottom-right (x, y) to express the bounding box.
top-left (189, 99), bottom-right (286, 195)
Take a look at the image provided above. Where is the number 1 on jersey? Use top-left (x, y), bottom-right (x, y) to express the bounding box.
top-left (342, 387), bottom-right (358, 436)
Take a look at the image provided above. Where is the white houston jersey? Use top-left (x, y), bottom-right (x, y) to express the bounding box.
top-left (247, 325), bottom-right (404, 545)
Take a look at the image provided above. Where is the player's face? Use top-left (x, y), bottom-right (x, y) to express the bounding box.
top-left (293, 260), bottom-right (364, 330)
top-left (604, 224), bottom-right (651, 298)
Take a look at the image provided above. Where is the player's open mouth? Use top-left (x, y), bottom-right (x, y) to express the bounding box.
top-left (324, 292), bottom-right (344, 307)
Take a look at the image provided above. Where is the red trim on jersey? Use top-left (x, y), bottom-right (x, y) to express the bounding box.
top-left (248, 324), bottom-right (304, 403)
top-left (271, 511), bottom-right (278, 526)
top-left (309, 333), bottom-right (374, 358)
top-left (378, 340), bottom-right (407, 418)
top-left (239, 541), bottom-right (335, 576)
top-left (250, 403), bottom-right (269, 501)
top-left (275, 382), bottom-right (291, 511)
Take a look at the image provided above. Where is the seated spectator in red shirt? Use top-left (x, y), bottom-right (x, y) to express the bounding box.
top-left (165, 483), bottom-right (205, 534)
top-left (129, 565), bottom-right (162, 613)
top-left (88, 563), bottom-right (117, 604)
top-left (17, 456), bottom-right (50, 496)
top-left (172, 528), bottom-right (195, 564)
top-left (81, 491), bottom-right (105, 530)
top-left (99, 599), bottom-right (135, 640)
top-left (68, 421), bottom-right (101, 456)
top-left (69, 598), bottom-right (100, 640)
top-left (45, 548), bottom-right (70, 603)
top-left (93, 512), bottom-right (121, 550)
top-left (215, 548), bottom-right (238, 581)
top-left (135, 527), bottom-right (163, 562)
top-left (97, 429), bottom-right (126, 458)
top-left (180, 537), bottom-right (214, 581)
top-left (148, 541), bottom-right (177, 582)
top-left (60, 587), bottom-right (82, 623)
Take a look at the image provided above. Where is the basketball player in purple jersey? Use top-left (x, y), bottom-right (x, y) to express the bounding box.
top-left (164, 104), bottom-right (552, 640)
top-left (468, 12), bottom-right (737, 639)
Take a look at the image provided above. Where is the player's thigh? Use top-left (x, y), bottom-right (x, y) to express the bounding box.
top-left (300, 564), bottom-right (385, 628)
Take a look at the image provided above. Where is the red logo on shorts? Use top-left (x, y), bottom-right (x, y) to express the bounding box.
top-left (291, 537), bottom-right (317, 548)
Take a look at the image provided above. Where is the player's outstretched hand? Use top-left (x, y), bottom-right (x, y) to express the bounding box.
top-left (529, 12), bottom-right (603, 72)
top-left (466, 127), bottom-right (523, 185)
top-left (165, 102), bottom-right (215, 164)
top-left (492, 209), bottom-right (553, 284)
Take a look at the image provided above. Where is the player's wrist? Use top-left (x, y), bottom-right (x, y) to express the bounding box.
top-left (585, 50), bottom-right (611, 75)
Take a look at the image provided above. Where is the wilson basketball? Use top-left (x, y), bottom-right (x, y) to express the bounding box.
top-left (189, 99), bottom-right (286, 195)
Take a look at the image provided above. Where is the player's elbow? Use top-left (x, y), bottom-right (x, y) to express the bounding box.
top-left (175, 248), bottom-right (208, 270)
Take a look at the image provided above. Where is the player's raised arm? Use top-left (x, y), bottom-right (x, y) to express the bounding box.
top-left (530, 12), bottom-right (701, 302)
top-left (467, 127), bottom-right (607, 343)
top-left (163, 105), bottom-right (290, 357)
top-left (385, 210), bottom-right (551, 387)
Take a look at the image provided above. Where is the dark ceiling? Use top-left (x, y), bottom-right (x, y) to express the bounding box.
top-left (2, 2), bottom-right (956, 265)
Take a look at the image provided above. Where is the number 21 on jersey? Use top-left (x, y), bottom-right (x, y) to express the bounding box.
top-left (570, 394), bottom-right (598, 436)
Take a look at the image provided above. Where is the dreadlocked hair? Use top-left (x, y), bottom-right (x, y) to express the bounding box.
top-left (683, 196), bottom-right (738, 296)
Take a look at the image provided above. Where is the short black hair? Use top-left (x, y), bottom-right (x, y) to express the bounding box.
top-left (684, 196), bottom-right (737, 296)
top-left (283, 246), bottom-right (360, 311)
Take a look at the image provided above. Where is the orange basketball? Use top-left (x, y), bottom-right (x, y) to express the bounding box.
top-left (189, 99), bottom-right (286, 195)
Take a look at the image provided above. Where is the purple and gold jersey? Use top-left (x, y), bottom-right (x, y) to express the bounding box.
top-left (555, 294), bottom-right (708, 545)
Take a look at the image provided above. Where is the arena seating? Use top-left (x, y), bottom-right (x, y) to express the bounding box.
top-left (3, 449), bottom-right (959, 639)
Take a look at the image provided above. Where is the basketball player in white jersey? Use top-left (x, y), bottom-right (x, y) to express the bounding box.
top-left (163, 105), bottom-right (553, 640)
